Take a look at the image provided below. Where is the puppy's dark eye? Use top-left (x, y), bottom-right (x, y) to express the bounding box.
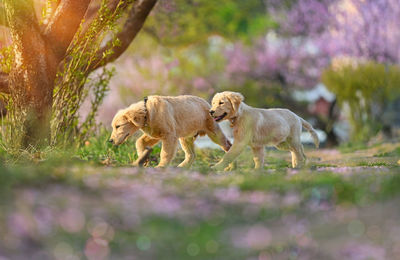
top-left (116, 125), bottom-right (120, 129)
top-left (219, 101), bottom-right (224, 105)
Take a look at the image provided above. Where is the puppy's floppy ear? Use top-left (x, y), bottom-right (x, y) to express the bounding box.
top-left (123, 108), bottom-right (145, 127)
top-left (227, 92), bottom-right (244, 113)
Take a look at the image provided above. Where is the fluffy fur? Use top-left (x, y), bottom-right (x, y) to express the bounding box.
top-left (110, 95), bottom-right (231, 168)
top-left (209, 91), bottom-right (319, 170)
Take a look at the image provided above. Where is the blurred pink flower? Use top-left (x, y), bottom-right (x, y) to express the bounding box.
top-left (231, 225), bottom-right (272, 250)
top-left (340, 243), bottom-right (386, 260)
top-left (59, 208), bottom-right (86, 233)
top-left (84, 238), bottom-right (110, 260)
top-left (214, 186), bottom-right (241, 203)
top-left (192, 77), bottom-right (211, 91)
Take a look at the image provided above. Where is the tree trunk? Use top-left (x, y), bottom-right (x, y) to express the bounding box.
top-left (10, 20), bottom-right (58, 148)
top-left (5, 0), bottom-right (58, 148)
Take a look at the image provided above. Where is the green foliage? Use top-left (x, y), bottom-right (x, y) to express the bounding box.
top-left (145, 0), bottom-right (277, 46)
top-left (77, 68), bottom-right (115, 143)
top-left (0, 45), bottom-right (13, 73)
top-left (0, 96), bottom-right (25, 154)
top-left (0, 47), bottom-right (16, 151)
top-left (322, 61), bottom-right (400, 141)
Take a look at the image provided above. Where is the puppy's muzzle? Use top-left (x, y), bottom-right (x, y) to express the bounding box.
top-left (212, 112), bottom-right (227, 122)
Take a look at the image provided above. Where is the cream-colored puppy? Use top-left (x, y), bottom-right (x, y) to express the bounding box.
top-left (109, 95), bottom-right (231, 168)
top-left (209, 91), bottom-right (319, 170)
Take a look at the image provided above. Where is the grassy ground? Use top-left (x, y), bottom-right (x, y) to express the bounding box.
top-left (0, 133), bottom-right (399, 260)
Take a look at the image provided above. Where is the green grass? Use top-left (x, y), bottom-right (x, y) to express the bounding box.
top-left (356, 161), bottom-right (391, 167)
top-left (374, 146), bottom-right (400, 157)
top-left (338, 141), bottom-right (370, 153)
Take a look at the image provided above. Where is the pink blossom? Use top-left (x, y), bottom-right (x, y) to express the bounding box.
top-left (340, 243), bottom-right (386, 260)
top-left (231, 225), bottom-right (272, 250)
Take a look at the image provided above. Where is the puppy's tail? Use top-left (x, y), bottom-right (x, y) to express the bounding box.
top-left (300, 118), bottom-right (319, 148)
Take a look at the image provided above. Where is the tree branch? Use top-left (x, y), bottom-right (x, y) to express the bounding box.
top-left (0, 72), bottom-right (9, 94)
top-left (89, 0), bottom-right (158, 71)
top-left (44, 0), bottom-right (92, 61)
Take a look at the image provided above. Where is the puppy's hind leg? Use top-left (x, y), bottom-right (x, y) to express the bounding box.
top-left (299, 144), bottom-right (307, 163)
top-left (251, 146), bottom-right (265, 169)
top-left (177, 136), bottom-right (196, 168)
top-left (288, 139), bottom-right (306, 168)
top-left (157, 137), bottom-right (178, 168)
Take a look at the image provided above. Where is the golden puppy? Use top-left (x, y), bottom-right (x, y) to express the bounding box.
top-left (109, 95), bottom-right (231, 168)
top-left (209, 91), bottom-right (319, 170)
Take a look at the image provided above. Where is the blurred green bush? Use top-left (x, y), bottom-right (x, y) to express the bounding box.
top-left (322, 61), bottom-right (400, 142)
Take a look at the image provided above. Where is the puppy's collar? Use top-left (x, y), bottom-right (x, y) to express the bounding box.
top-left (229, 116), bottom-right (237, 127)
top-left (143, 96), bottom-right (148, 127)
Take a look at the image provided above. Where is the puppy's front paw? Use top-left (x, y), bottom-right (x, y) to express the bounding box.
top-left (224, 162), bottom-right (236, 171)
top-left (155, 164), bottom-right (167, 169)
top-left (177, 162), bottom-right (192, 168)
top-left (132, 161), bottom-right (139, 167)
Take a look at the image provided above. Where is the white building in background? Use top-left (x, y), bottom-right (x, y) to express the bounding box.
top-left (292, 83), bottom-right (335, 104)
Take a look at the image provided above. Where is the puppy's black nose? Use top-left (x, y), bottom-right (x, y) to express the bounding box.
top-left (209, 110), bottom-right (215, 115)
top-left (108, 139), bottom-right (114, 144)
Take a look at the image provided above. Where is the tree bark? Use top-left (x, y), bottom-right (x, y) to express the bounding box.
top-left (5, 0), bottom-right (59, 147)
